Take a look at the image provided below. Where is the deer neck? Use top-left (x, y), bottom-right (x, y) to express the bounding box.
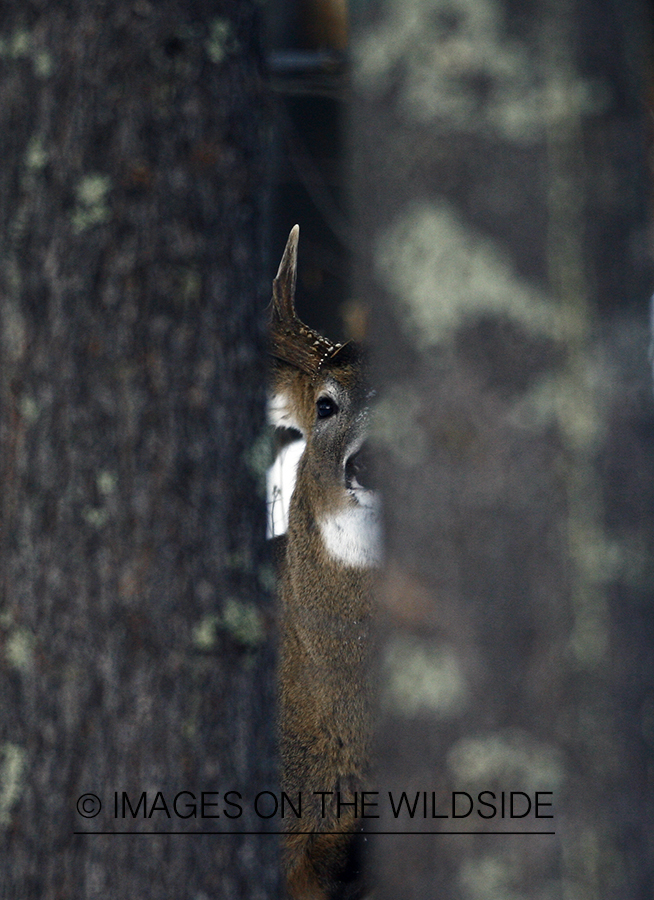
top-left (289, 457), bottom-right (380, 568)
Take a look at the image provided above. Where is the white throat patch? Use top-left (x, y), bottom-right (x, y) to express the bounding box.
top-left (319, 496), bottom-right (382, 569)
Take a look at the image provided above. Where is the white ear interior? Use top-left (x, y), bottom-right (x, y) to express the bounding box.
top-left (266, 437), bottom-right (306, 538)
top-left (268, 390), bottom-right (304, 434)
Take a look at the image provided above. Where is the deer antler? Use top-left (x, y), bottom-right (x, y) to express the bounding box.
top-left (270, 225), bottom-right (344, 378)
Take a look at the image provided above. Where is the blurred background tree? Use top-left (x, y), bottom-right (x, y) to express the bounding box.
top-left (350, 0), bottom-right (654, 897)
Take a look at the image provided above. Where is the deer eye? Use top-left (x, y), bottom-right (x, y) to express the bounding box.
top-left (316, 396), bottom-right (338, 419)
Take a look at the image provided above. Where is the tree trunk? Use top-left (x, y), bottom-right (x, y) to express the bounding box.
top-left (351, 0), bottom-right (653, 896)
top-left (0, 2), bottom-right (278, 897)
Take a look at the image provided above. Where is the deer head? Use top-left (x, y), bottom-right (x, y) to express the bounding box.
top-left (269, 225), bottom-right (380, 569)
top-left (270, 226), bottom-right (378, 900)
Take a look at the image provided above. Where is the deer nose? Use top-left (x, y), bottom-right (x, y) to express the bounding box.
top-left (345, 441), bottom-right (375, 493)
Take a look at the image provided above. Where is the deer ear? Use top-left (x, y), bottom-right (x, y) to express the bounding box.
top-left (268, 386), bottom-right (305, 435)
top-left (272, 225), bottom-right (299, 324)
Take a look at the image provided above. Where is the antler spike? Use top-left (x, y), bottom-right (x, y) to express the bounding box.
top-left (270, 226), bottom-right (341, 378)
top-left (272, 224), bottom-right (299, 324)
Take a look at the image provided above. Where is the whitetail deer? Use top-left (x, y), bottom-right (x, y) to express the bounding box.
top-left (269, 226), bottom-right (380, 900)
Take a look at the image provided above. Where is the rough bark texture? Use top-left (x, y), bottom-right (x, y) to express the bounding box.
top-left (351, 0), bottom-right (653, 897)
top-left (0, 2), bottom-right (278, 898)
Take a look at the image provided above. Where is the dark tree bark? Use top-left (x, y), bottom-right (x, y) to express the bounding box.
top-left (351, 0), bottom-right (654, 897)
top-left (0, 2), bottom-right (278, 898)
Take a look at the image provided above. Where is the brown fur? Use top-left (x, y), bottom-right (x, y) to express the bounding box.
top-left (270, 227), bottom-right (374, 900)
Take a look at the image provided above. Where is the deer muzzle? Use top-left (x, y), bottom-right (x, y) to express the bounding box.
top-left (345, 440), bottom-right (375, 500)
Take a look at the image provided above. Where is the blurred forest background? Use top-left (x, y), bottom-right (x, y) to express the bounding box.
top-left (1, 0), bottom-right (654, 898)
